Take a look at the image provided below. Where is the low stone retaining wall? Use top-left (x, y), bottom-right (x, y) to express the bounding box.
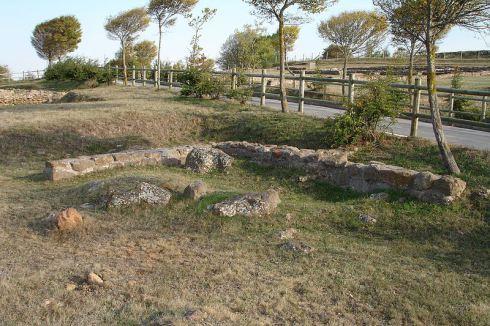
top-left (45, 141), bottom-right (467, 205)
top-left (0, 89), bottom-right (66, 106)
top-left (215, 142), bottom-right (466, 205)
top-left (45, 146), bottom-right (194, 181)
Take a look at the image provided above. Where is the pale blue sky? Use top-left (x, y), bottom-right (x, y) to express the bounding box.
top-left (0, 0), bottom-right (488, 73)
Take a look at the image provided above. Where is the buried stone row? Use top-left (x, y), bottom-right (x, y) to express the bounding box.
top-left (45, 141), bottom-right (467, 205)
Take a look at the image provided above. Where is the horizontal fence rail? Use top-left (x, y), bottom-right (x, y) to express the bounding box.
top-left (114, 66), bottom-right (490, 133)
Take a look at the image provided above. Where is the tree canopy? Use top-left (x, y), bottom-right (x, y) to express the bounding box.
top-left (218, 25), bottom-right (277, 69)
top-left (318, 11), bottom-right (388, 61)
top-left (31, 16), bottom-right (82, 65)
top-left (243, 0), bottom-right (337, 112)
top-left (105, 8), bottom-right (150, 85)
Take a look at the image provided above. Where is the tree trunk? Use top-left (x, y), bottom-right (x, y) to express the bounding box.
top-left (122, 40), bottom-right (128, 86)
top-left (425, 40), bottom-right (461, 175)
top-left (157, 24), bottom-right (162, 90)
top-left (278, 17), bottom-right (288, 113)
top-left (407, 42), bottom-right (416, 100)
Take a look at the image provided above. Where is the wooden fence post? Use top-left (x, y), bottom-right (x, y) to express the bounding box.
top-left (348, 73), bottom-right (355, 105)
top-left (410, 77), bottom-right (421, 137)
top-left (482, 96), bottom-right (487, 121)
top-left (132, 66), bottom-right (136, 86)
top-left (169, 71), bottom-right (173, 90)
top-left (142, 67), bottom-right (146, 86)
top-left (231, 68), bottom-right (237, 90)
top-left (449, 93), bottom-right (455, 118)
top-left (115, 66), bottom-right (119, 84)
top-left (260, 69), bottom-right (267, 107)
top-left (298, 70), bottom-right (305, 114)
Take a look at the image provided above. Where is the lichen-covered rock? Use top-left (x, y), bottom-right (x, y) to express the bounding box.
top-left (47, 208), bottom-right (83, 231)
top-left (184, 181), bottom-right (207, 200)
top-left (208, 189), bottom-right (280, 217)
top-left (185, 147), bottom-right (234, 173)
top-left (106, 182), bottom-right (172, 209)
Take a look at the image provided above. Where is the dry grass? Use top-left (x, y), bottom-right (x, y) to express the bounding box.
top-left (0, 85), bottom-right (488, 325)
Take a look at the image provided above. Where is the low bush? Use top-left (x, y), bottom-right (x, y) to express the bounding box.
top-left (44, 57), bottom-right (113, 86)
top-left (179, 68), bottom-right (225, 99)
top-left (226, 87), bottom-right (253, 105)
top-left (327, 75), bottom-right (406, 146)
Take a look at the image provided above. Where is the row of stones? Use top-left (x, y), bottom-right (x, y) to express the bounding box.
top-left (214, 142), bottom-right (467, 205)
top-left (45, 146), bottom-right (195, 181)
top-left (0, 89), bottom-right (66, 106)
top-left (45, 141), bottom-right (467, 205)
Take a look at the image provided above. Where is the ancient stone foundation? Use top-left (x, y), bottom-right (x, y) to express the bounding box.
top-left (0, 89), bottom-right (66, 106)
top-left (45, 141), bottom-right (467, 205)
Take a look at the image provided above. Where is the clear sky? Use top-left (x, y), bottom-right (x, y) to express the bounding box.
top-left (0, 0), bottom-right (488, 73)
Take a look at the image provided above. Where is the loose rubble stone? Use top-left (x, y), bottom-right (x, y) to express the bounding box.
top-left (47, 208), bottom-right (83, 231)
top-left (369, 193), bottom-right (390, 201)
top-left (87, 272), bottom-right (104, 286)
top-left (185, 147), bottom-right (234, 173)
top-left (358, 214), bottom-right (377, 224)
top-left (106, 182), bottom-right (172, 209)
top-left (208, 189), bottom-right (280, 217)
top-left (279, 228), bottom-right (298, 240)
top-left (184, 180), bottom-right (207, 200)
top-left (0, 89), bottom-right (65, 106)
top-left (280, 240), bottom-right (315, 254)
top-left (65, 284), bottom-right (77, 292)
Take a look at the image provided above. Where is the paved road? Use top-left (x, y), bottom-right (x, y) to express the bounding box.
top-left (129, 82), bottom-right (490, 151)
top-left (250, 97), bottom-right (490, 151)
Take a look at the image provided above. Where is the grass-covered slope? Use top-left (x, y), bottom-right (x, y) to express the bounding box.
top-left (0, 85), bottom-right (488, 324)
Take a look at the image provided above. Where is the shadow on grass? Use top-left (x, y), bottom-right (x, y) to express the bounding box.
top-left (0, 128), bottom-right (151, 167)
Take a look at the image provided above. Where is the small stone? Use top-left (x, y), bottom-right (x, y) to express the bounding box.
top-left (87, 272), bottom-right (104, 286)
top-left (298, 176), bottom-right (310, 183)
top-left (66, 284), bottom-right (77, 291)
top-left (184, 180), bottom-right (207, 200)
top-left (358, 214), bottom-right (377, 224)
top-left (369, 193), bottom-right (389, 201)
top-left (47, 208), bottom-right (83, 231)
top-left (79, 203), bottom-right (95, 210)
top-left (285, 213), bottom-right (294, 221)
top-left (279, 228), bottom-right (298, 240)
top-left (280, 240), bottom-right (315, 254)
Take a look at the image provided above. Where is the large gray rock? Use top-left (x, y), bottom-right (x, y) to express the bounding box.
top-left (208, 189), bottom-right (280, 217)
top-left (106, 182), bottom-right (172, 209)
top-left (185, 147), bottom-right (234, 173)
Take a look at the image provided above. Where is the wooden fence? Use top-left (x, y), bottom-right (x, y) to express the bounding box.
top-left (114, 66), bottom-right (490, 134)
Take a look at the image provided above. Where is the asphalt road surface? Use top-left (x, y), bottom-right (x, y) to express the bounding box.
top-left (129, 82), bottom-right (490, 151)
top-left (250, 97), bottom-right (490, 151)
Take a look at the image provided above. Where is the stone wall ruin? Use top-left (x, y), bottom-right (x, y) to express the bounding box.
top-left (44, 141), bottom-right (467, 205)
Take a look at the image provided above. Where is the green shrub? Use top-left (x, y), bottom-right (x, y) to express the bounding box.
top-left (226, 87), bottom-right (253, 105)
top-left (45, 57), bottom-right (113, 85)
top-left (327, 75), bottom-right (406, 146)
top-left (179, 68), bottom-right (225, 99)
top-left (450, 69), bottom-right (482, 122)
